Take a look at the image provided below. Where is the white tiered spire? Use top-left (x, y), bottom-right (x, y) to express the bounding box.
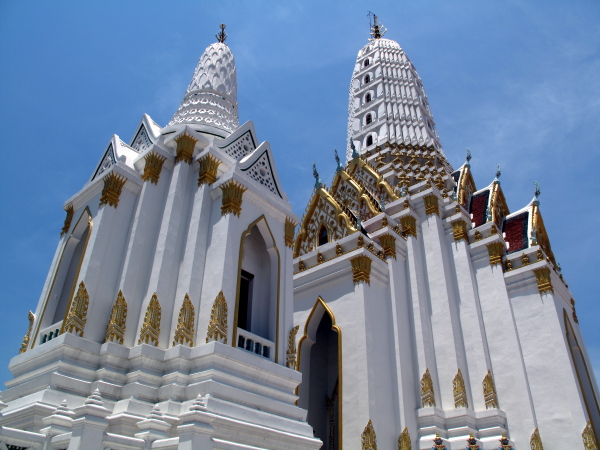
top-left (346, 21), bottom-right (443, 161)
top-left (168, 24), bottom-right (239, 134)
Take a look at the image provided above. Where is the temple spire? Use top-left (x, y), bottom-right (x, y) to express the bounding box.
top-left (216, 23), bottom-right (227, 43)
top-left (368, 12), bottom-right (386, 40)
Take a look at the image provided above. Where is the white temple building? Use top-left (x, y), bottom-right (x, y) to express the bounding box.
top-left (1, 19), bottom-right (599, 450)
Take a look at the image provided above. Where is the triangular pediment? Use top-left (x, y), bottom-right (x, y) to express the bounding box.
top-left (239, 142), bottom-right (285, 199)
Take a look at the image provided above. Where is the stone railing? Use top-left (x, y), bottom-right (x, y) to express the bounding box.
top-left (236, 328), bottom-right (274, 361)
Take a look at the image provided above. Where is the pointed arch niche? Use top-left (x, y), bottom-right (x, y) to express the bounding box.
top-left (233, 215), bottom-right (280, 361)
top-left (297, 297), bottom-right (342, 450)
top-left (564, 311), bottom-right (600, 442)
top-left (33, 208), bottom-right (93, 347)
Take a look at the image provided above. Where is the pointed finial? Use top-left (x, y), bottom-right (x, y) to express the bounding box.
top-left (216, 24), bottom-right (227, 43)
top-left (533, 181), bottom-right (541, 206)
top-left (368, 12), bottom-right (386, 40)
top-left (334, 149), bottom-right (344, 172)
top-left (494, 164), bottom-right (501, 184)
top-left (351, 140), bottom-right (359, 159)
top-left (312, 162), bottom-right (322, 189)
top-left (465, 148), bottom-right (471, 168)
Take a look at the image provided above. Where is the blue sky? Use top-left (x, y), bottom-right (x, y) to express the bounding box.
top-left (0, 1), bottom-right (598, 385)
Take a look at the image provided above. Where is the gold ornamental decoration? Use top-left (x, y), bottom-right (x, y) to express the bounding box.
top-left (378, 234), bottom-right (396, 259)
top-left (99, 172), bottom-right (127, 208)
top-left (530, 428), bottom-right (544, 450)
top-left (19, 311), bottom-right (35, 354)
top-left (483, 370), bottom-right (499, 409)
top-left (398, 427), bottom-right (411, 450)
top-left (138, 293), bottom-right (161, 346)
top-left (61, 204), bottom-right (74, 236)
top-left (220, 179), bottom-right (247, 217)
top-left (173, 294), bottom-right (195, 347)
top-left (174, 133), bottom-right (197, 164)
top-left (104, 290), bottom-right (127, 345)
top-left (198, 153), bottom-right (221, 186)
top-left (350, 254), bottom-right (372, 285)
top-left (361, 420), bottom-right (377, 450)
top-left (142, 151), bottom-right (167, 184)
top-left (421, 368), bottom-right (436, 407)
top-left (401, 215), bottom-right (417, 238)
top-left (285, 217), bottom-right (297, 248)
top-left (451, 220), bottom-right (468, 242)
top-left (286, 325), bottom-right (299, 369)
top-left (487, 242), bottom-right (504, 267)
top-left (423, 194), bottom-right (439, 216)
top-left (453, 368), bottom-right (468, 408)
top-left (533, 267), bottom-right (553, 295)
top-left (582, 421), bottom-right (598, 450)
top-left (206, 290), bottom-right (228, 344)
top-left (61, 281), bottom-right (89, 337)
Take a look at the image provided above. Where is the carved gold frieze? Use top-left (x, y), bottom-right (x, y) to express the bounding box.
top-left (582, 421), bottom-right (598, 450)
top-left (424, 194), bottom-right (439, 216)
top-left (99, 172), bottom-right (127, 208)
top-left (19, 311), bottom-right (35, 354)
top-left (453, 368), bottom-right (468, 408)
top-left (401, 215), bottom-right (417, 238)
top-left (398, 427), bottom-right (411, 450)
top-left (220, 180), bottom-right (247, 217)
top-left (378, 234), bottom-right (396, 259)
top-left (61, 281), bottom-right (89, 337)
top-left (350, 254), bottom-right (372, 285)
top-left (61, 204), bottom-right (74, 236)
top-left (286, 325), bottom-right (299, 369)
top-left (530, 428), bottom-right (544, 450)
top-left (198, 153), bottom-right (221, 186)
top-left (174, 133), bottom-right (197, 164)
top-left (138, 293), bottom-right (161, 346)
top-left (285, 217), bottom-right (297, 248)
top-left (142, 151), bottom-right (166, 184)
top-left (451, 220), bottom-right (468, 242)
top-left (173, 294), bottom-right (195, 347)
top-left (104, 290), bottom-right (127, 345)
top-left (361, 420), bottom-right (377, 450)
top-left (483, 370), bottom-right (499, 409)
top-left (487, 242), bottom-right (504, 267)
top-left (206, 290), bottom-right (228, 344)
top-left (421, 368), bottom-right (436, 407)
top-left (533, 267), bottom-right (553, 295)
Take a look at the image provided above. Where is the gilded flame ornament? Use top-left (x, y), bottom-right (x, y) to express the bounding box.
top-left (173, 294), bottom-right (195, 347)
top-left (206, 291), bottom-right (228, 344)
top-left (61, 281), bottom-right (89, 337)
top-left (104, 290), bottom-right (127, 345)
top-left (138, 293), bottom-right (161, 346)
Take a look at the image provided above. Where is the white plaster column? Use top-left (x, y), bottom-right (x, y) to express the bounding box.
top-left (176, 396), bottom-right (215, 450)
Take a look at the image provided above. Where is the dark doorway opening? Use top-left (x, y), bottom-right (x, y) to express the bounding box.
top-left (237, 270), bottom-right (254, 331)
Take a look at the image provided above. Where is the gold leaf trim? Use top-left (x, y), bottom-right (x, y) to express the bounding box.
top-left (61, 204), bottom-right (74, 236)
top-left (286, 325), bottom-right (299, 369)
top-left (19, 311), bottom-right (35, 354)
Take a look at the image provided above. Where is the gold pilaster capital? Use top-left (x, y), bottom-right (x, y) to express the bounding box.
top-left (99, 172), bottom-right (127, 208)
top-left (451, 220), bottom-right (468, 242)
top-left (423, 194), bottom-right (439, 216)
top-left (486, 241), bottom-right (504, 267)
top-left (350, 254), bottom-right (372, 285)
top-left (533, 267), bottom-right (553, 295)
top-left (174, 133), bottom-right (197, 164)
top-left (285, 217), bottom-right (297, 248)
top-left (378, 233), bottom-right (396, 259)
top-left (198, 153), bottom-right (221, 186)
top-left (400, 215), bottom-right (417, 238)
top-left (220, 179), bottom-right (247, 217)
top-left (142, 151), bottom-right (167, 184)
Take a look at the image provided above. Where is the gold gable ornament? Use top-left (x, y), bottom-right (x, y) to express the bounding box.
top-left (138, 293), bottom-right (161, 346)
top-left (421, 368), bottom-right (436, 407)
top-left (142, 151), bottom-right (167, 184)
top-left (361, 420), bottom-right (377, 450)
top-left (19, 311), bottom-right (35, 354)
top-left (99, 172), bottom-right (127, 208)
top-left (104, 290), bottom-right (127, 345)
top-left (453, 368), bottom-right (468, 408)
top-left (206, 291), bottom-right (228, 344)
top-left (61, 281), bottom-right (89, 337)
top-left (398, 427), bottom-right (411, 450)
top-left (286, 325), bottom-right (299, 369)
top-left (173, 294), bottom-right (195, 347)
top-left (530, 428), bottom-right (544, 450)
top-left (483, 370), bottom-right (499, 409)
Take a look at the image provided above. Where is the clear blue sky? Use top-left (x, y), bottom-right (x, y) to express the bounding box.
top-left (0, 1), bottom-right (598, 385)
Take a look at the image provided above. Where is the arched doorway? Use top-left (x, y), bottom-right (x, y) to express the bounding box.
top-left (298, 298), bottom-right (342, 450)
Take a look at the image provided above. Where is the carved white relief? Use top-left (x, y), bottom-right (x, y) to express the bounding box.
top-left (242, 151), bottom-right (280, 197)
top-left (131, 126), bottom-right (153, 152)
top-left (222, 132), bottom-right (255, 161)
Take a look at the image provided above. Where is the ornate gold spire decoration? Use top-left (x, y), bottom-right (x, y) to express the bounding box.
top-left (533, 267), bottom-right (553, 295)
top-left (216, 23), bottom-right (227, 43)
top-left (361, 420), bottom-right (377, 450)
top-left (378, 234), bottom-right (396, 259)
top-left (19, 311), bottom-right (35, 353)
top-left (530, 428), bottom-right (544, 450)
top-left (453, 368), bottom-right (468, 408)
top-left (451, 220), bottom-right (468, 242)
top-left (285, 217), bottom-right (297, 248)
top-left (421, 368), bottom-right (436, 407)
top-left (350, 254), bottom-right (372, 285)
top-left (142, 151), bottom-right (167, 184)
top-left (99, 172), bottom-right (127, 208)
top-left (286, 325), bottom-right (299, 369)
top-left (487, 242), bottom-right (504, 267)
top-left (220, 179), bottom-right (247, 217)
top-left (198, 154), bottom-right (221, 186)
top-left (174, 133), bottom-right (197, 164)
top-left (173, 294), bottom-right (195, 347)
top-left (61, 204), bottom-right (74, 236)
top-left (483, 370), bottom-right (499, 409)
top-left (104, 290), bottom-right (127, 344)
top-left (61, 281), bottom-right (89, 337)
top-left (138, 293), bottom-right (161, 346)
top-left (398, 427), bottom-right (411, 450)
top-left (582, 421), bottom-right (598, 450)
top-left (206, 290), bottom-right (228, 344)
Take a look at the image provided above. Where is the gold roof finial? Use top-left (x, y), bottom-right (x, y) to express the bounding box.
top-left (216, 23), bottom-right (227, 43)
top-left (368, 12), bottom-right (387, 40)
